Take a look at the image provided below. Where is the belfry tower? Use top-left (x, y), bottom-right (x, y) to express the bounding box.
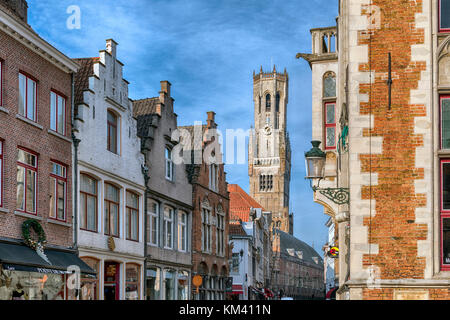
top-left (249, 66), bottom-right (292, 234)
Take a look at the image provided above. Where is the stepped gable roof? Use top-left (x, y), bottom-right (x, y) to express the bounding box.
top-left (229, 223), bottom-right (248, 237)
top-left (73, 57), bottom-right (98, 106)
top-left (228, 184), bottom-right (265, 222)
top-left (276, 229), bottom-right (324, 266)
top-left (133, 97), bottom-right (159, 117)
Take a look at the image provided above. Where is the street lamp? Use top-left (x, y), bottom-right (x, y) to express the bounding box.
top-left (305, 140), bottom-right (349, 205)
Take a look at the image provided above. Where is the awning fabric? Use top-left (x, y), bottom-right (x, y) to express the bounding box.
top-left (0, 241), bottom-right (96, 276)
top-left (326, 287), bottom-right (337, 299)
top-left (231, 284), bottom-right (243, 294)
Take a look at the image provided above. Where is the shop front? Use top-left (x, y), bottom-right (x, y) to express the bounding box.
top-left (146, 265), bottom-right (190, 300)
top-left (0, 241), bottom-right (96, 300)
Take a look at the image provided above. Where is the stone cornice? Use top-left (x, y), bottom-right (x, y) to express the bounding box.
top-left (0, 10), bottom-right (79, 73)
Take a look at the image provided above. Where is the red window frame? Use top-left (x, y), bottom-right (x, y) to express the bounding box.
top-left (80, 173), bottom-right (98, 233)
top-left (16, 147), bottom-right (38, 215)
top-left (440, 159), bottom-right (450, 270)
top-left (324, 101), bottom-right (336, 150)
top-left (439, 0), bottom-right (450, 33)
top-left (104, 183), bottom-right (120, 237)
top-left (107, 110), bottom-right (118, 154)
top-left (440, 95), bottom-right (450, 149)
top-left (126, 190), bottom-right (139, 242)
top-left (18, 72), bottom-right (38, 122)
top-left (49, 161), bottom-right (67, 222)
top-left (50, 90), bottom-right (67, 135)
top-left (0, 139), bottom-right (3, 208)
top-left (0, 60), bottom-right (3, 107)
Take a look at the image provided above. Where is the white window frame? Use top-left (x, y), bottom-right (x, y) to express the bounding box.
top-left (178, 211), bottom-right (187, 252)
top-left (201, 205), bottom-right (212, 253)
top-left (209, 164), bottom-right (218, 192)
top-left (164, 206), bottom-right (174, 249)
top-left (148, 200), bottom-right (159, 246)
top-left (216, 208), bottom-right (225, 256)
top-left (165, 147), bottom-right (174, 181)
top-left (50, 91), bottom-right (66, 135)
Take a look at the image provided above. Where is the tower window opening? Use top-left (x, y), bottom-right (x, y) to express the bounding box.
top-left (266, 94), bottom-right (271, 112)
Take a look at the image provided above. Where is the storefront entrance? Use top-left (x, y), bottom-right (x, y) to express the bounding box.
top-left (104, 262), bottom-right (120, 300)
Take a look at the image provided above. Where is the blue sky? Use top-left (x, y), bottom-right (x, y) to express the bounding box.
top-left (28, 0), bottom-right (338, 253)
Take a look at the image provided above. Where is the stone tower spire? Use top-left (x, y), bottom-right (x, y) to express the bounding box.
top-left (249, 67), bottom-right (292, 234)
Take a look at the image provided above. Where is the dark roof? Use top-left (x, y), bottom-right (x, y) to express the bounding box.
top-left (276, 229), bottom-right (323, 266)
top-left (133, 98), bottom-right (159, 117)
top-left (229, 223), bottom-right (248, 237)
top-left (135, 114), bottom-right (153, 138)
top-left (73, 57), bottom-right (98, 106)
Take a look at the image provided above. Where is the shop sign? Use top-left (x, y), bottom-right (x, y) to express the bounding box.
top-left (327, 247), bottom-right (339, 258)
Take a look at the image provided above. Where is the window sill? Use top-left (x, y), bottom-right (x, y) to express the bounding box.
top-left (0, 207), bottom-right (9, 214)
top-left (14, 211), bottom-right (43, 220)
top-left (47, 219), bottom-right (72, 228)
top-left (0, 106), bottom-right (9, 114)
top-left (48, 130), bottom-right (72, 143)
top-left (16, 114), bottom-right (43, 130)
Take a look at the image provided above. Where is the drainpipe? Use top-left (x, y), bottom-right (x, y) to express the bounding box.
top-left (141, 144), bottom-right (150, 300)
top-left (71, 72), bottom-right (80, 250)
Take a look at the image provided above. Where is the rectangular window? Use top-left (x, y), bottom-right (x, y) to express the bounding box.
top-left (104, 183), bottom-right (120, 237)
top-left (148, 200), bottom-right (159, 246)
top-left (50, 91), bottom-right (66, 135)
top-left (440, 0), bottom-right (450, 32)
top-left (0, 60), bottom-right (3, 107)
top-left (441, 160), bottom-right (450, 269)
top-left (49, 162), bottom-right (67, 221)
top-left (441, 96), bottom-right (450, 149)
top-left (202, 208), bottom-right (211, 252)
top-left (80, 174), bottom-right (98, 232)
top-left (107, 111), bottom-right (118, 154)
top-left (0, 140), bottom-right (2, 207)
top-left (178, 211), bottom-right (187, 252)
top-left (163, 206), bottom-right (174, 249)
top-left (209, 164), bottom-right (218, 192)
top-left (16, 148), bottom-right (37, 214)
top-left (19, 73), bottom-right (37, 121)
top-left (125, 264), bottom-right (140, 300)
top-left (165, 148), bottom-right (173, 181)
top-left (232, 253), bottom-right (240, 273)
top-left (126, 191), bottom-right (139, 241)
top-left (324, 102), bottom-right (336, 149)
top-left (216, 213), bottom-right (225, 256)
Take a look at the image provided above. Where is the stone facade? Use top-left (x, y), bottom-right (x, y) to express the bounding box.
top-left (179, 112), bottom-right (230, 300)
top-left (73, 39), bottom-right (146, 300)
top-left (134, 81), bottom-right (193, 301)
top-left (249, 67), bottom-right (292, 234)
top-left (299, 0), bottom-right (450, 300)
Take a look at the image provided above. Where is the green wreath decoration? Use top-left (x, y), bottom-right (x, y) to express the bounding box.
top-left (22, 219), bottom-right (47, 250)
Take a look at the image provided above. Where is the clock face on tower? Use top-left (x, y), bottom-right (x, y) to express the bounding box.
top-left (264, 125), bottom-right (272, 135)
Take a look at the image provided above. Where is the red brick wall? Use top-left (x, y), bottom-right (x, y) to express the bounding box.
top-left (357, 0), bottom-right (428, 281)
top-left (0, 30), bottom-right (73, 247)
top-left (191, 158), bottom-right (230, 276)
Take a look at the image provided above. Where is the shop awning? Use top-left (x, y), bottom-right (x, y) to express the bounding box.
top-left (0, 241), bottom-right (96, 276)
top-left (228, 284), bottom-right (243, 295)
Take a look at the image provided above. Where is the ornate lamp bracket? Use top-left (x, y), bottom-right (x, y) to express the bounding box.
top-left (312, 186), bottom-right (350, 205)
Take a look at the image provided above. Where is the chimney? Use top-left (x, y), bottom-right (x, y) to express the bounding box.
top-left (206, 111), bottom-right (216, 129)
top-left (0, 0), bottom-right (28, 22)
top-left (106, 39), bottom-right (118, 58)
top-left (160, 81), bottom-right (171, 97)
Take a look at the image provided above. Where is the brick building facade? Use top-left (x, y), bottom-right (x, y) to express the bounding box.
top-left (299, 0), bottom-right (450, 300)
top-left (0, 0), bottom-right (94, 300)
top-left (180, 112), bottom-right (230, 300)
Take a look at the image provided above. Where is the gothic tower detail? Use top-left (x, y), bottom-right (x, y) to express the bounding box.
top-left (249, 66), bottom-right (292, 234)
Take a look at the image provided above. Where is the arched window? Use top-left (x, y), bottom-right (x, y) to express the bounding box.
top-left (323, 72), bottom-right (336, 98)
top-left (266, 94), bottom-right (271, 112)
top-left (107, 110), bottom-right (119, 154)
top-left (80, 173), bottom-right (98, 232)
